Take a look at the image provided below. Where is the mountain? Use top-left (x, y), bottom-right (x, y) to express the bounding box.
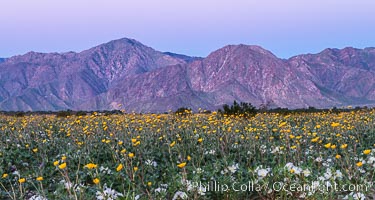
top-left (186, 45), bottom-right (336, 109)
top-left (163, 52), bottom-right (202, 63)
top-left (288, 47), bottom-right (375, 103)
top-left (0, 38), bottom-right (375, 112)
top-left (0, 58), bottom-right (5, 63)
top-left (0, 38), bottom-right (191, 111)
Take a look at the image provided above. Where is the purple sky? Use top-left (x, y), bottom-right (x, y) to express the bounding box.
top-left (1, 0), bottom-right (375, 58)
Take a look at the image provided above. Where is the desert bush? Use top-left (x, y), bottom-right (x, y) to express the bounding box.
top-left (218, 100), bottom-right (257, 117)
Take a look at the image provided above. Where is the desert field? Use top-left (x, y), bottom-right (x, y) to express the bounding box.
top-left (1, 110), bottom-right (374, 199)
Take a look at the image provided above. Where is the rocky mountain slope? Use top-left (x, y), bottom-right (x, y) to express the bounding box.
top-left (0, 38), bottom-right (374, 112)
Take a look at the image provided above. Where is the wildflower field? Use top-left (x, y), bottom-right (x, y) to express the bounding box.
top-left (1, 110), bottom-right (375, 200)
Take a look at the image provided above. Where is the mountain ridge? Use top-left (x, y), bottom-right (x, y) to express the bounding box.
top-left (1, 37), bottom-right (375, 112)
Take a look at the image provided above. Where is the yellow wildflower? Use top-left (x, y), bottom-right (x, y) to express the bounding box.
top-left (170, 141), bottom-right (176, 147)
top-left (18, 178), bottom-right (26, 183)
top-left (85, 163), bottom-right (97, 169)
top-left (341, 144), bottom-right (348, 149)
top-left (116, 164), bottom-right (123, 172)
top-left (324, 143), bottom-right (331, 148)
top-left (177, 162), bottom-right (186, 168)
top-left (311, 137), bottom-right (319, 142)
top-left (133, 141), bottom-right (141, 146)
top-left (93, 178), bottom-right (100, 184)
top-left (58, 162), bottom-right (67, 169)
top-left (128, 153), bottom-right (135, 158)
top-left (363, 149), bottom-right (371, 155)
top-left (278, 122), bottom-right (287, 128)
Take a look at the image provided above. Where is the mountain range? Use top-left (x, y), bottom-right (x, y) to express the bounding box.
top-left (1, 38), bottom-right (375, 112)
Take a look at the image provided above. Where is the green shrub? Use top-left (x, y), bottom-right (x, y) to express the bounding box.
top-left (218, 100), bottom-right (257, 117)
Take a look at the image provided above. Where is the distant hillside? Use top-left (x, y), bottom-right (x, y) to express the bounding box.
top-left (1, 38), bottom-right (375, 112)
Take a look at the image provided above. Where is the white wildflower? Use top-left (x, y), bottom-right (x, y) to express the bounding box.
top-left (221, 169), bottom-right (228, 174)
top-left (271, 146), bottom-right (280, 154)
top-left (155, 184), bottom-right (168, 193)
top-left (359, 168), bottom-right (366, 174)
top-left (343, 192), bottom-right (366, 200)
top-left (315, 157), bottom-right (323, 163)
top-left (299, 193), bottom-right (306, 198)
top-left (60, 180), bottom-right (73, 189)
top-left (323, 169), bottom-right (332, 180)
top-left (285, 163), bottom-right (294, 170)
top-left (312, 181), bottom-right (320, 189)
top-left (260, 145), bottom-right (267, 153)
top-left (367, 156), bottom-right (375, 164)
top-left (193, 168), bottom-right (204, 174)
top-left (145, 159), bottom-right (157, 167)
top-left (99, 166), bottom-right (112, 175)
top-left (303, 169), bottom-right (311, 177)
top-left (12, 171), bottom-right (20, 176)
top-left (95, 184), bottom-right (124, 200)
top-left (182, 180), bottom-right (193, 191)
top-left (318, 176), bottom-right (325, 182)
top-left (204, 150), bottom-right (216, 155)
top-left (256, 168), bottom-right (271, 179)
top-left (29, 195), bottom-right (48, 200)
top-left (154, 188), bottom-right (166, 193)
top-left (197, 186), bottom-right (206, 196)
top-left (335, 170), bottom-right (343, 179)
top-left (172, 191), bottom-right (188, 200)
top-left (292, 166), bottom-right (302, 174)
top-left (227, 163), bottom-right (239, 174)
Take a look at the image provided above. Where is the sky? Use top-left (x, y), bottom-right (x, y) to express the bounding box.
top-left (1, 0), bottom-right (375, 58)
